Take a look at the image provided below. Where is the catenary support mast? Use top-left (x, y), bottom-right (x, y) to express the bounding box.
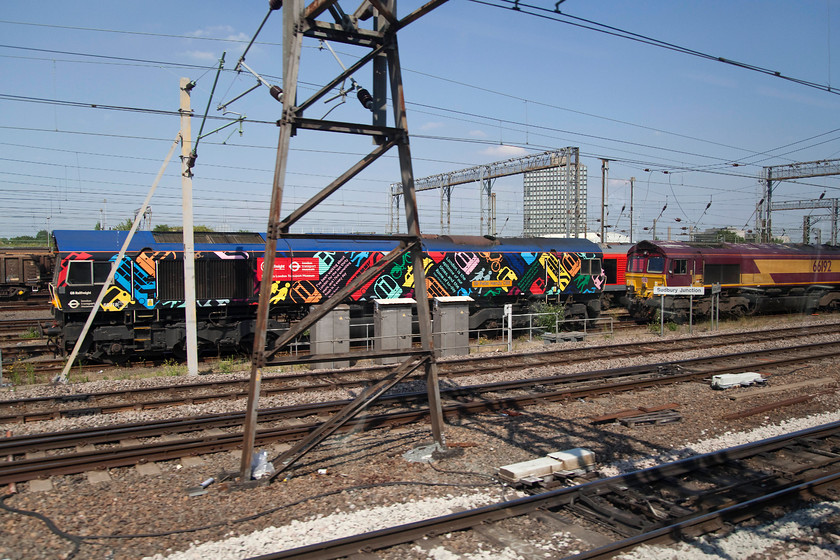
top-left (239, 0), bottom-right (449, 483)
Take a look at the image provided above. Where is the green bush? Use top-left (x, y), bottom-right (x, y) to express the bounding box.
top-left (19, 328), bottom-right (40, 340)
top-left (533, 302), bottom-right (565, 333)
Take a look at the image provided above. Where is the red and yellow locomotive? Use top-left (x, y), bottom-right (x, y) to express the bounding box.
top-left (625, 240), bottom-right (840, 322)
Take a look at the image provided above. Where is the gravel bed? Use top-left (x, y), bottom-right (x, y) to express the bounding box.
top-left (0, 313), bottom-right (838, 559)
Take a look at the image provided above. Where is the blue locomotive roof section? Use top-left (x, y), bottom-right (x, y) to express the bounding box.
top-left (280, 237), bottom-right (402, 253)
top-left (275, 236), bottom-right (603, 255)
top-left (53, 230), bottom-right (153, 252)
top-left (421, 235), bottom-right (602, 254)
top-left (53, 230), bottom-right (603, 256)
top-left (52, 230), bottom-right (270, 253)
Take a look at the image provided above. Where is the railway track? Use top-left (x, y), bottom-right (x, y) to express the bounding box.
top-left (2, 321), bottom-right (838, 421)
top-left (0, 340), bottom-right (52, 358)
top-left (0, 298), bottom-right (51, 313)
top-left (1, 339), bottom-right (838, 485)
top-left (0, 317), bottom-right (52, 338)
top-left (255, 421), bottom-right (840, 560)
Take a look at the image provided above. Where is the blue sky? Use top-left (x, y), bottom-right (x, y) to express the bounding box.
top-left (2, 1), bottom-right (840, 242)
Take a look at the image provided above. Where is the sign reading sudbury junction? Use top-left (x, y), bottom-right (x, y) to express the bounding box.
top-left (653, 286), bottom-right (705, 296)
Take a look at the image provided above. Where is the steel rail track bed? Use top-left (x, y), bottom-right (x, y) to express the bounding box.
top-left (2, 321), bottom-right (838, 420)
top-left (253, 421), bottom-right (840, 560)
top-left (1, 341), bottom-right (838, 484)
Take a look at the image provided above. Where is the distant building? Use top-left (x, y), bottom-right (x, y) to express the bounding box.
top-left (522, 163), bottom-right (588, 237)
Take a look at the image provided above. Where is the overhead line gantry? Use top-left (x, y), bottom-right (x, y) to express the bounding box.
top-left (389, 147), bottom-right (580, 235)
top-left (760, 159), bottom-right (840, 242)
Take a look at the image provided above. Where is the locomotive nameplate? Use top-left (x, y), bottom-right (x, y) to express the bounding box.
top-left (472, 279), bottom-right (512, 288)
top-left (653, 286), bottom-right (704, 295)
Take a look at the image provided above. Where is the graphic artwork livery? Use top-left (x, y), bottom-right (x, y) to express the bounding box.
top-left (48, 231), bottom-right (605, 361)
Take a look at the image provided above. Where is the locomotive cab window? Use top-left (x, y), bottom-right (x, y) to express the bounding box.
top-left (647, 257), bottom-right (665, 273)
top-left (628, 256), bottom-right (646, 273)
top-left (66, 260), bottom-right (115, 285)
top-left (671, 259), bottom-right (688, 275)
top-left (67, 261), bottom-right (92, 285)
top-left (582, 258), bottom-right (601, 276)
top-left (93, 262), bottom-right (112, 284)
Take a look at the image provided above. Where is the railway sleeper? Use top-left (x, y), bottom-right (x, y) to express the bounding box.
top-left (571, 492), bottom-right (658, 535)
top-left (589, 488), bottom-right (677, 532)
top-left (601, 484), bottom-right (695, 521)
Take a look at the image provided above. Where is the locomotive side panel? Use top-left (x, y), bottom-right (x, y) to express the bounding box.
top-left (265, 248), bottom-right (602, 303)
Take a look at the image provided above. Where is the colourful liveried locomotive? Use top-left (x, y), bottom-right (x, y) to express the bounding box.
top-left (48, 230), bottom-right (605, 361)
top-left (625, 240), bottom-right (840, 322)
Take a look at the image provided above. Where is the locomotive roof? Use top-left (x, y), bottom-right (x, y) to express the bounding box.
top-left (423, 235), bottom-right (600, 253)
top-left (52, 230), bottom-right (602, 255)
top-left (629, 239), bottom-right (840, 257)
top-left (598, 243), bottom-right (634, 255)
top-left (52, 230), bottom-right (270, 252)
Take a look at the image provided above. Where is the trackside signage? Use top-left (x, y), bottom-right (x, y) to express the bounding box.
top-left (653, 286), bottom-right (705, 296)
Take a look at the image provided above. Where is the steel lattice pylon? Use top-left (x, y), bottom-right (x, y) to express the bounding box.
top-left (239, 0), bottom-right (450, 483)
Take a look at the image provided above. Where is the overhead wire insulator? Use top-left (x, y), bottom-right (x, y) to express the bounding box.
top-left (357, 88), bottom-right (374, 111)
top-left (270, 85), bottom-right (284, 102)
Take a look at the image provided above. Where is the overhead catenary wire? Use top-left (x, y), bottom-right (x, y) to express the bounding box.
top-left (0, 93), bottom-right (769, 175)
top-left (4, 91), bottom-right (835, 194)
top-left (2, 12), bottom-right (837, 238)
top-left (469, 0), bottom-right (840, 97)
top-left (2, 42), bottom-right (835, 174)
top-left (0, 19), bottom-right (280, 46)
top-left (0, 41), bottom-right (785, 159)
